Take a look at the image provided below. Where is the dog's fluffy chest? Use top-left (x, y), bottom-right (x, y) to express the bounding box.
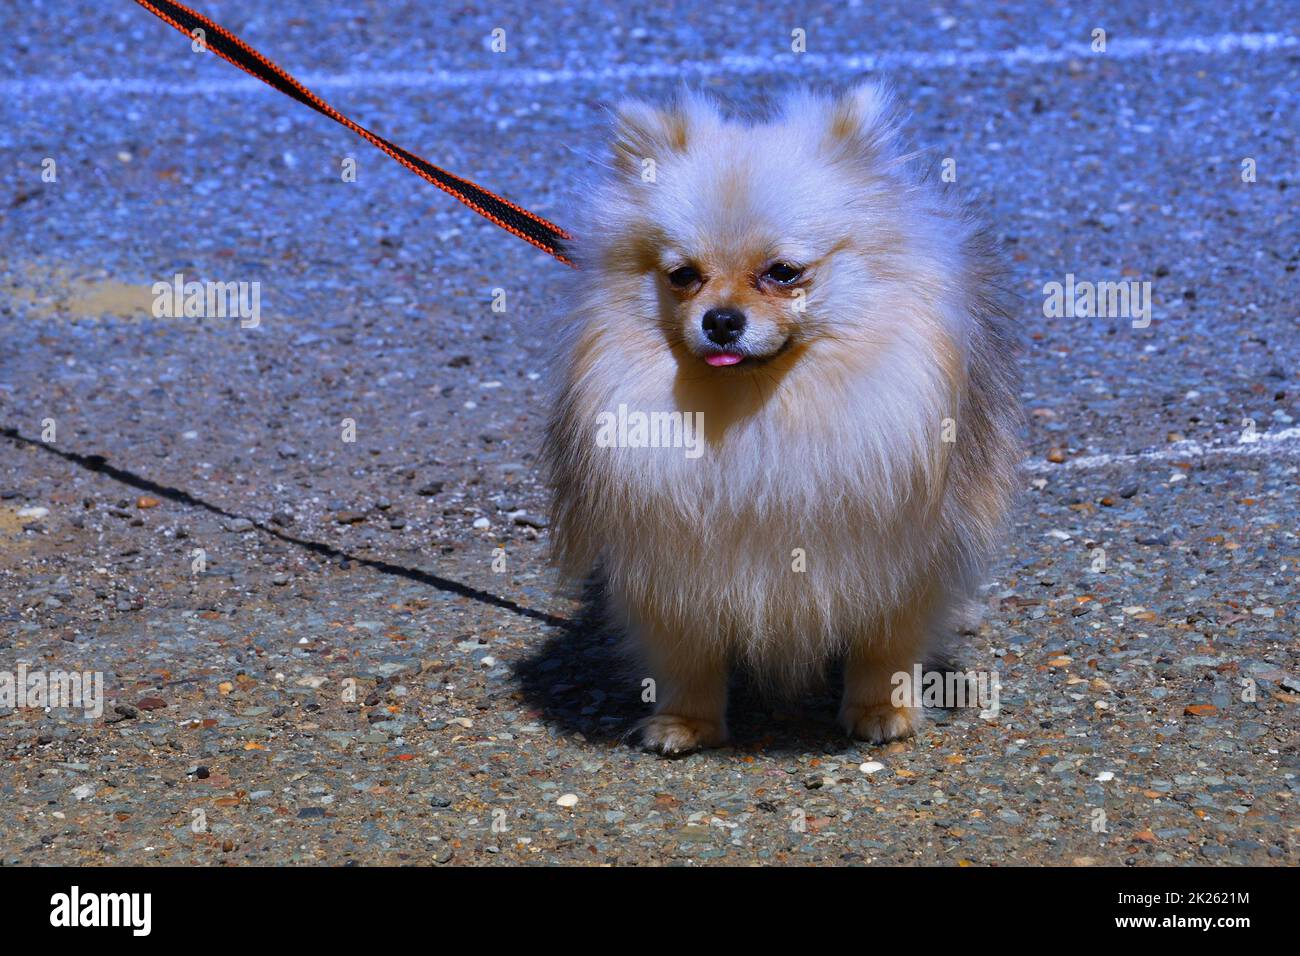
top-left (591, 418), bottom-right (943, 653)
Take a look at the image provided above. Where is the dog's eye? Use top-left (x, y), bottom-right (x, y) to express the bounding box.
top-left (763, 262), bottom-right (803, 285)
top-left (667, 265), bottom-right (702, 288)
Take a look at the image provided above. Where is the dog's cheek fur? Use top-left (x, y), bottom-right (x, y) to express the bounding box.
top-left (543, 85), bottom-right (1022, 709)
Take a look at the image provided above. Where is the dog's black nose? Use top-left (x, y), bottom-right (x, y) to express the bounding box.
top-left (701, 307), bottom-right (746, 346)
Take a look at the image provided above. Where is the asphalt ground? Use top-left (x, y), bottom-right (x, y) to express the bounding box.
top-left (0, 1), bottom-right (1296, 865)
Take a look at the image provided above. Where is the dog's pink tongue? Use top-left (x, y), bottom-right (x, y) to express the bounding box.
top-left (705, 352), bottom-right (743, 367)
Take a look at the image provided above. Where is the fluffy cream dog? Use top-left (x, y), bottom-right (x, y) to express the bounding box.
top-left (544, 83), bottom-right (1021, 754)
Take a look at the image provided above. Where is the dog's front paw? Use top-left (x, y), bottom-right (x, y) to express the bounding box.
top-left (637, 713), bottom-right (726, 755)
top-left (840, 703), bottom-right (921, 744)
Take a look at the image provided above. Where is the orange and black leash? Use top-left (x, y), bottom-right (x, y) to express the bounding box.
top-left (132, 0), bottom-right (576, 266)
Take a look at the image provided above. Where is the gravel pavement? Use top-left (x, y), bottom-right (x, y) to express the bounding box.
top-left (0, 0), bottom-right (1296, 865)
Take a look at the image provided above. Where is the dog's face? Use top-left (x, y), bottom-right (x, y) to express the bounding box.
top-left (656, 225), bottom-right (810, 369)
top-left (594, 84), bottom-right (907, 374)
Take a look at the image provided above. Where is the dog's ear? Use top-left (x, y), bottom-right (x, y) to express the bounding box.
top-left (610, 93), bottom-right (724, 174)
top-left (818, 81), bottom-right (901, 163)
top-left (610, 100), bottom-right (689, 173)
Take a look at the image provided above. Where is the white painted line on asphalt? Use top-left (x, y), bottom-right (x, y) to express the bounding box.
top-left (2, 31), bottom-right (1296, 98)
top-left (1023, 427), bottom-right (1300, 474)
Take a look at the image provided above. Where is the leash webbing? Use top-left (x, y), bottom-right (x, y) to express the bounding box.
top-left (132, 0), bottom-right (576, 266)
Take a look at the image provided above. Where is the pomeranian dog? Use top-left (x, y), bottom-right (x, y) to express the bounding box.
top-left (544, 82), bottom-right (1020, 754)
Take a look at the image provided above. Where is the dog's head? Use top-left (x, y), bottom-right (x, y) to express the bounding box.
top-left (589, 83), bottom-right (919, 374)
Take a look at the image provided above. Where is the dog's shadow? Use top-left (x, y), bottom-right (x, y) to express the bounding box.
top-left (514, 579), bottom-right (870, 758)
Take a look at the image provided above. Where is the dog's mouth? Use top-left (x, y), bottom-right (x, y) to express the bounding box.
top-left (700, 337), bottom-right (793, 369)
